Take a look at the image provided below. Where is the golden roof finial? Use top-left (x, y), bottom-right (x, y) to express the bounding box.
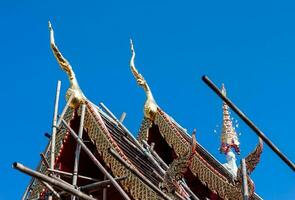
top-left (130, 39), bottom-right (157, 120)
top-left (49, 21), bottom-right (85, 108)
top-left (220, 84), bottom-right (240, 154)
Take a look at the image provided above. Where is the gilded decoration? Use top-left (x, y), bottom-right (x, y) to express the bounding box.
top-left (153, 108), bottom-right (263, 200)
top-left (49, 22), bottom-right (85, 109)
top-left (130, 40), bottom-right (158, 121)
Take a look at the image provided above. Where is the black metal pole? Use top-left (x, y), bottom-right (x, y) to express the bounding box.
top-left (202, 75), bottom-right (295, 172)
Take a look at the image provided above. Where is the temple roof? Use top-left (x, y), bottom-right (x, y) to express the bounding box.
top-left (21, 23), bottom-right (264, 200)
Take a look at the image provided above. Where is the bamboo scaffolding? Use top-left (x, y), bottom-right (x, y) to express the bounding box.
top-left (50, 174), bottom-right (76, 188)
top-left (142, 141), bottom-right (199, 200)
top-left (109, 148), bottom-right (173, 200)
top-left (61, 119), bottom-right (132, 200)
top-left (100, 102), bottom-right (166, 175)
top-left (22, 89), bottom-right (75, 200)
top-left (80, 176), bottom-right (127, 192)
top-left (49, 80), bottom-right (61, 200)
top-left (47, 168), bottom-right (100, 182)
top-left (142, 140), bottom-right (169, 170)
top-left (40, 181), bottom-right (61, 199)
top-left (13, 162), bottom-right (96, 200)
top-left (40, 153), bottom-right (50, 169)
top-left (202, 75), bottom-right (295, 172)
top-left (181, 183), bottom-right (199, 200)
top-left (59, 176), bottom-right (128, 196)
top-left (22, 137), bottom-right (53, 200)
top-left (99, 103), bottom-right (199, 199)
top-left (102, 117), bottom-right (163, 184)
top-left (72, 104), bottom-right (86, 200)
top-left (241, 159), bottom-right (249, 200)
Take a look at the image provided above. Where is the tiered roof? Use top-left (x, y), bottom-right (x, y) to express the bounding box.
top-left (19, 23), bottom-right (263, 200)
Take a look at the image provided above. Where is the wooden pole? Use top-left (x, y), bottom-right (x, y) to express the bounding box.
top-left (61, 119), bottom-right (132, 200)
top-left (241, 159), bottom-right (249, 200)
top-left (202, 75), bottom-right (295, 172)
top-left (72, 104), bottom-right (86, 200)
top-left (13, 162), bottom-right (96, 200)
top-left (109, 148), bottom-right (173, 200)
top-left (49, 80), bottom-right (61, 200)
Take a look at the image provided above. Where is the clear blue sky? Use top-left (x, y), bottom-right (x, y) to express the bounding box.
top-left (1, 0), bottom-right (294, 199)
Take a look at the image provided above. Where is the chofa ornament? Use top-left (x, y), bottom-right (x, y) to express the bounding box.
top-left (49, 21), bottom-right (85, 108)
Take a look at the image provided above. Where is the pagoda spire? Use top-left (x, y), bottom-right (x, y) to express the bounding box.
top-left (220, 84), bottom-right (240, 155)
top-left (48, 21), bottom-right (85, 108)
top-left (130, 39), bottom-right (158, 120)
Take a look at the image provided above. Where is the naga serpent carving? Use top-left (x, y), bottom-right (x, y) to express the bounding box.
top-left (160, 130), bottom-right (197, 196)
top-left (130, 39), bottom-right (158, 121)
top-left (49, 21), bottom-right (85, 108)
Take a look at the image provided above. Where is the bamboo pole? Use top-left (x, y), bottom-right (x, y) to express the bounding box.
top-left (56, 94), bottom-right (74, 127)
top-left (142, 140), bottom-right (168, 170)
top-left (202, 75), bottom-right (295, 172)
top-left (109, 148), bottom-right (173, 200)
top-left (21, 183), bottom-right (32, 200)
top-left (41, 181), bottom-right (61, 199)
top-left (40, 153), bottom-right (50, 169)
top-left (181, 183), bottom-right (199, 200)
top-left (47, 168), bottom-right (99, 182)
top-left (50, 80), bottom-right (61, 169)
top-left (72, 104), bottom-right (86, 200)
top-left (103, 175), bottom-right (107, 200)
top-left (241, 159), bottom-right (249, 200)
top-left (22, 137), bottom-right (53, 199)
top-left (100, 102), bottom-right (166, 175)
top-left (80, 176), bottom-right (127, 192)
top-left (61, 119), bottom-right (132, 200)
top-left (13, 162), bottom-right (96, 200)
top-left (60, 176), bottom-right (128, 196)
top-left (119, 112), bottom-right (127, 123)
top-left (49, 80), bottom-right (61, 200)
top-left (142, 141), bottom-right (198, 200)
top-left (99, 102), bottom-right (118, 121)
